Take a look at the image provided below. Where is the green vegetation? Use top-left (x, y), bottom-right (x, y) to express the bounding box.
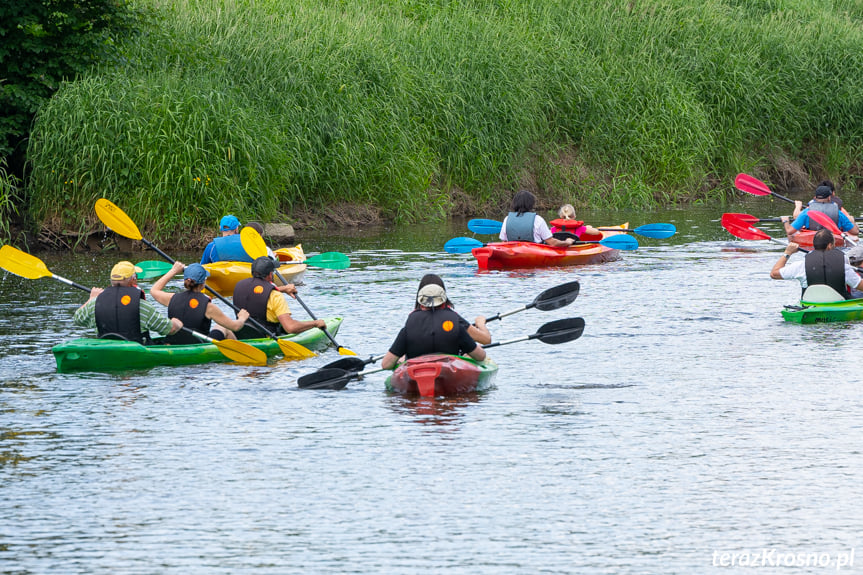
top-left (24, 0), bottom-right (863, 240)
top-left (0, 158), bottom-right (18, 243)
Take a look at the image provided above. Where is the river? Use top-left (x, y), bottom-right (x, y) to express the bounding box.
top-left (1, 201), bottom-right (861, 574)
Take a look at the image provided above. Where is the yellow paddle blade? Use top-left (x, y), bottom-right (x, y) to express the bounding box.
top-left (213, 339), bottom-right (268, 366)
top-left (277, 338), bottom-right (317, 360)
top-left (0, 245), bottom-right (53, 280)
top-left (240, 227), bottom-right (268, 259)
top-left (338, 346), bottom-right (358, 356)
top-left (95, 198), bottom-right (143, 241)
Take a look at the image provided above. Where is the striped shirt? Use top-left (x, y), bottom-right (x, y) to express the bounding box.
top-left (73, 297), bottom-right (174, 336)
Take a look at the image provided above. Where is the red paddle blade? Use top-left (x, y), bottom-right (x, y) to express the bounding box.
top-left (805, 209), bottom-right (841, 234)
top-left (723, 212), bottom-right (759, 223)
top-left (734, 173), bottom-right (772, 196)
top-left (721, 214), bottom-right (771, 241)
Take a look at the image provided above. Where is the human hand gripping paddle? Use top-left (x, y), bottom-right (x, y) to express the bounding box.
top-left (93, 199), bottom-right (314, 360)
top-left (467, 219), bottom-right (676, 239)
top-left (306, 279), bottom-right (582, 376)
top-left (297, 317), bottom-right (586, 390)
top-left (239, 227), bottom-right (356, 356)
top-left (444, 234), bottom-right (638, 254)
top-left (0, 245), bottom-right (267, 366)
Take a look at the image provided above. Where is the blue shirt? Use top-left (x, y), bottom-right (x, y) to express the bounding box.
top-left (791, 209), bottom-right (855, 232)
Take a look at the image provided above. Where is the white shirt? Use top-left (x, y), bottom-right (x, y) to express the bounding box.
top-left (499, 215), bottom-right (553, 243)
top-left (779, 253), bottom-right (862, 289)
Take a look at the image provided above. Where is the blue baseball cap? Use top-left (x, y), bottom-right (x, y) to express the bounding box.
top-left (184, 263), bottom-right (210, 284)
top-left (220, 215), bottom-right (240, 231)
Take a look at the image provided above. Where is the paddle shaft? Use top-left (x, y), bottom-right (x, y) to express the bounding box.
top-left (273, 268), bottom-right (344, 351)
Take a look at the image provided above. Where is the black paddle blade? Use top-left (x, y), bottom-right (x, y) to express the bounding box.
top-left (534, 317), bottom-right (586, 344)
top-left (297, 368), bottom-right (355, 389)
top-left (533, 281), bottom-right (580, 311)
top-left (320, 356), bottom-right (370, 372)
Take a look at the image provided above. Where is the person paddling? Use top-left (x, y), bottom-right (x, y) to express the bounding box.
top-left (770, 229), bottom-right (863, 299)
top-left (782, 185), bottom-right (859, 238)
top-left (499, 190), bottom-right (575, 248)
top-left (231, 256), bottom-right (326, 339)
top-left (200, 214), bottom-right (255, 264)
top-left (381, 278), bottom-right (486, 370)
top-left (149, 261), bottom-right (251, 344)
top-left (412, 274), bottom-right (491, 345)
top-left (73, 261), bottom-right (182, 343)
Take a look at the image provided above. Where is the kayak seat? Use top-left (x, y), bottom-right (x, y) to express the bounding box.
top-left (801, 285), bottom-right (845, 303)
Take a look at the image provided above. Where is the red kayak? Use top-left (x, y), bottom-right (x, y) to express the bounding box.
top-left (790, 229), bottom-right (845, 249)
top-left (385, 354), bottom-right (499, 397)
top-left (471, 223), bottom-right (627, 270)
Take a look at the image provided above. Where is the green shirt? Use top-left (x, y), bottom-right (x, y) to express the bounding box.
top-left (73, 296), bottom-right (174, 337)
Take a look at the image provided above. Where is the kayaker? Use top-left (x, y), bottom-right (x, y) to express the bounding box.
top-left (781, 185), bottom-right (859, 238)
top-left (200, 214), bottom-right (255, 264)
top-left (791, 180), bottom-right (853, 221)
top-left (413, 274), bottom-right (491, 345)
top-left (499, 190), bottom-right (575, 247)
top-left (769, 229), bottom-right (863, 298)
top-left (73, 261), bottom-right (183, 343)
top-left (381, 280), bottom-right (486, 370)
top-left (231, 256), bottom-right (326, 339)
top-left (549, 203), bottom-right (601, 240)
top-left (148, 261), bottom-right (251, 344)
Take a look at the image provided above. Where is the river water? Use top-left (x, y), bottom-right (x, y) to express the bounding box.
top-left (1, 202), bottom-right (861, 574)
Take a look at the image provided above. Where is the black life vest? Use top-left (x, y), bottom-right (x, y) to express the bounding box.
top-left (805, 249), bottom-right (847, 298)
top-left (165, 290), bottom-right (211, 345)
top-left (807, 202), bottom-right (840, 230)
top-left (94, 286), bottom-right (146, 343)
top-left (233, 277), bottom-right (281, 338)
top-left (402, 307), bottom-right (470, 358)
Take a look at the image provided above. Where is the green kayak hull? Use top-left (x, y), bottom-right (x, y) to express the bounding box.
top-left (384, 354), bottom-right (498, 397)
top-left (781, 300), bottom-right (863, 324)
top-left (53, 317), bottom-right (343, 373)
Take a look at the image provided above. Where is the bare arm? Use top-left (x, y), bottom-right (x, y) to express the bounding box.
top-left (381, 351), bottom-right (400, 370)
top-left (543, 236), bottom-right (575, 248)
top-left (277, 313), bottom-right (326, 335)
top-left (206, 302), bottom-right (249, 332)
top-left (467, 316), bottom-right (491, 345)
top-left (149, 261), bottom-right (185, 306)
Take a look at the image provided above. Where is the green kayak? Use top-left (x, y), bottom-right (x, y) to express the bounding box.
top-left (384, 354), bottom-right (498, 397)
top-left (781, 300), bottom-right (863, 324)
top-left (53, 317), bottom-right (343, 373)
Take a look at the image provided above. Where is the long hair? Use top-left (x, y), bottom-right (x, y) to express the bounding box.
top-left (414, 273), bottom-right (452, 310)
top-left (510, 190), bottom-right (536, 215)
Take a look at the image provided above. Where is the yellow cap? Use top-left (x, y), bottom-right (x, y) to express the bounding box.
top-left (110, 261), bottom-right (143, 281)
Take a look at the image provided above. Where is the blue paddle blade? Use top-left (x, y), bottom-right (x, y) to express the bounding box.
top-left (632, 223), bottom-right (676, 239)
top-left (444, 237), bottom-right (485, 254)
top-left (467, 219), bottom-right (503, 234)
top-left (598, 234), bottom-right (639, 250)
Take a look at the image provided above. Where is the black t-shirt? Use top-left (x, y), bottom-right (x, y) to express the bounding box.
top-left (389, 308), bottom-right (477, 359)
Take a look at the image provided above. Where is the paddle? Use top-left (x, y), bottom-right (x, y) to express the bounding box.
top-left (444, 234), bottom-right (638, 254)
top-left (319, 354), bottom-right (387, 373)
top-left (486, 280), bottom-right (580, 321)
top-left (135, 260), bottom-right (175, 279)
top-left (802, 209), bottom-right (858, 246)
top-left (94, 198), bottom-right (315, 360)
top-left (304, 252), bottom-right (351, 270)
top-left (721, 213), bottom-right (787, 224)
top-left (734, 173), bottom-right (795, 204)
top-left (468, 219), bottom-right (676, 239)
top-left (239, 227), bottom-right (356, 356)
top-left (296, 317), bottom-right (586, 390)
top-left (0, 245), bottom-right (267, 366)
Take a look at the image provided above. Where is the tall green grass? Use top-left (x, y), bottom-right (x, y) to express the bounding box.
top-left (25, 0), bottom-right (863, 238)
top-left (0, 158), bottom-right (18, 244)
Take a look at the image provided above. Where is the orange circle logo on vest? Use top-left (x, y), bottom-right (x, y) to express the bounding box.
top-left (121, 295), bottom-right (132, 306)
top-left (442, 320), bottom-right (454, 332)
top-left (254, 286), bottom-right (264, 294)
top-left (189, 299), bottom-right (199, 309)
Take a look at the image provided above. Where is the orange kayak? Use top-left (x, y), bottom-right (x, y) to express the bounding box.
top-left (472, 223), bottom-right (627, 270)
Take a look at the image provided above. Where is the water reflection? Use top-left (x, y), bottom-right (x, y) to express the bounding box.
top-left (384, 392), bottom-right (485, 432)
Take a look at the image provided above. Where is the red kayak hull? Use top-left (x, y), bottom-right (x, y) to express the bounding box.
top-left (387, 354), bottom-right (498, 397)
top-left (790, 229), bottom-right (845, 249)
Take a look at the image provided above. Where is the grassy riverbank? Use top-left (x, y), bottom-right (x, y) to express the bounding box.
top-left (22, 0), bottom-right (863, 243)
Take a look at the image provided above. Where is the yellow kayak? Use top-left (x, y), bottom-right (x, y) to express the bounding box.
top-left (203, 260), bottom-right (306, 296)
